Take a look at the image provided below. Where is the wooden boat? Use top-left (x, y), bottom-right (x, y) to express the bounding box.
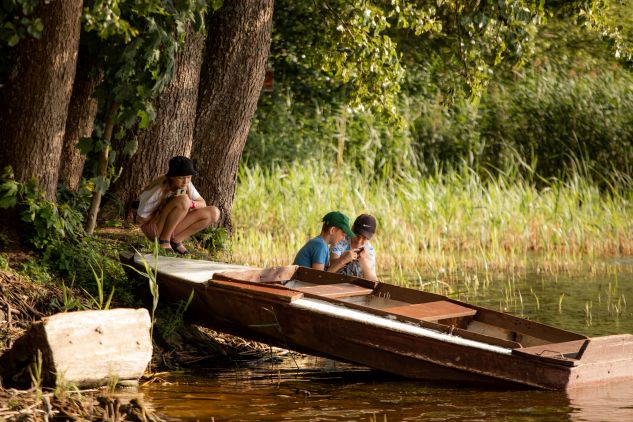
top-left (123, 253), bottom-right (633, 390)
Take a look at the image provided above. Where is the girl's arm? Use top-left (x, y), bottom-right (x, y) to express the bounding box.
top-left (357, 250), bottom-right (378, 281)
top-left (189, 182), bottom-right (207, 208)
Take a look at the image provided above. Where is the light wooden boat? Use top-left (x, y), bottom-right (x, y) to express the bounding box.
top-left (123, 253), bottom-right (633, 390)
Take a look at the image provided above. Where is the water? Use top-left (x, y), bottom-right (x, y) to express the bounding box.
top-left (142, 357), bottom-right (633, 421)
top-left (142, 271), bottom-right (633, 421)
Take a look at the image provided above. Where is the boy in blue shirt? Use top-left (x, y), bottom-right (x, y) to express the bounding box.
top-left (293, 211), bottom-right (356, 272)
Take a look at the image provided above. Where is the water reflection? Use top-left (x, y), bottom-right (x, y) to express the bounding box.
top-left (142, 355), bottom-right (633, 421)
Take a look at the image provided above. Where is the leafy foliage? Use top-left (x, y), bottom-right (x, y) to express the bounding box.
top-left (0, 0), bottom-right (43, 47)
top-left (269, 0), bottom-right (614, 115)
top-left (248, 54), bottom-right (633, 183)
top-left (192, 226), bottom-right (228, 254)
top-left (0, 166), bottom-right (85, 249)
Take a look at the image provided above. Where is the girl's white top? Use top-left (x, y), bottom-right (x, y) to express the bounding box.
top-left (137, 181), bottom-right (201, 219)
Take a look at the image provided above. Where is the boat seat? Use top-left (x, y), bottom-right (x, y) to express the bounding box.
top-left (384, 301), bottom-right (477, 321)
top-left (293, 283), bottom-right (374, 298)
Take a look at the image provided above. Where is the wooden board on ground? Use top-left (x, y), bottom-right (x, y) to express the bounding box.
top-left (0, 308), bottom-right (152, 389)
top-left (134, 253), bottom-right (250, 283)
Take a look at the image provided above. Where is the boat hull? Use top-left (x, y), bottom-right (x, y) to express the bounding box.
top-left (123, 254), bottom-right (633, 390)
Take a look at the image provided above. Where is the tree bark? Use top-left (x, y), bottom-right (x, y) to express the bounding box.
top-left (109, 27), bottom-right (206, 209)
top-left (0, 0), bottom-right (82, 200)
top-left (58, 47), bottom-right (100, 191)
top-left (192, 1), bottom-right (273, 230)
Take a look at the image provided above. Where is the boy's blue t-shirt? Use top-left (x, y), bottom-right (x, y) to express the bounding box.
top-left (293, 236), bottom-right (329, 269)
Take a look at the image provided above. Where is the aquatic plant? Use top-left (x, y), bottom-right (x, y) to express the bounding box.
top-left (230, 161), bottom-right (633, 280)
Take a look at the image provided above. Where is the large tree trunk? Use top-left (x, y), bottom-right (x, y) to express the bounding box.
top-left (109, 27), bottom-right (206, 209)
top-left (0, 0), bottom-right (82, 200)
top-left (192, 1), bottom-right (273, 230)
top-left (58, 47), bottom-right (100, 191)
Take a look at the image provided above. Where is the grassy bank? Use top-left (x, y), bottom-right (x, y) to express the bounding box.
top-left (229, 162), bottom-right (633, 280)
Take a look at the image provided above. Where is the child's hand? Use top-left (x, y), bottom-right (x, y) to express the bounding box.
top-left (341, 250), bottom-right (357, 263)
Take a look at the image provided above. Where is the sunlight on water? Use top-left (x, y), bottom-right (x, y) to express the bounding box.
top-left (142, 355), bottom-right (633, 421)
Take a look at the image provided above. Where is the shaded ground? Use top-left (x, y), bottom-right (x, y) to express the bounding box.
top-left (0, 226), bottom-right (271, 420)
top-left (0, 387), bottom-right (162, 421)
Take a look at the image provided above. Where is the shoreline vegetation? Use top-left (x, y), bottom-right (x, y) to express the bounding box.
top-left (229, 162), bottom-right (633, 281)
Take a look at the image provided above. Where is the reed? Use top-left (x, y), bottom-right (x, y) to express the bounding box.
top-left (230, 161), bottom-right (633, 281)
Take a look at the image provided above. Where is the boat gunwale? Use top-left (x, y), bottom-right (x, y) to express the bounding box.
top-left (209, 266), bottom-right (587, 352)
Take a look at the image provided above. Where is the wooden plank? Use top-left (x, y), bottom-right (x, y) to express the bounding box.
top-left (373, 283), bottom-right (447, 303)
top-left (134, 253), bottom-right (251, 283)
top-left (467, 320), bottom-right (516, 342)
top-left (473, 308), bottom-right (587, 344)
top-left (207, 278), bottom-right (304, 302)
top-left (384, 301), bottom-right (477, 321)
top-left (295, 266), bottom-right (378, 289)
top-left (578, 334), bottom-right (633, 363)
top-left (294, 283), bottom-right (374, 298)
top-left (214, 266), bottom-right (298, 283)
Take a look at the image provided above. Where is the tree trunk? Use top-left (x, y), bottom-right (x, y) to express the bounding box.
top-left (58, 47), bottom-right (100, 191)
top-left (0, 0), bottom-right (82, 200)
top-left (109, 27), bottom-right (206, 209)
top-left (192, 1), bottom-right (273, 230)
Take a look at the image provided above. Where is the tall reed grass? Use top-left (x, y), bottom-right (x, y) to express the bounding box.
top-left (228, 161), bottom-right (633, 278)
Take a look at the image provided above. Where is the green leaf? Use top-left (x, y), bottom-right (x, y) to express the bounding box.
top-left (211, 0), bottom-right (224, 11)
top-left (137, 109), bottom-right (150, 129)
top-left (93, 176), bottom-right (110, 194)
top-left (8, 34), bottom-right (20, 47)
top-left (123, 138), bottom-right (138, 157)
top-left (0, 196), bottom-right (17, 209)
top-left (76, 137), bottom-right (94, 154)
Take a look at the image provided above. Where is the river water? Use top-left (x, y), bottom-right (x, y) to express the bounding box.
top-left (141, 267), bottom-right (633, 421)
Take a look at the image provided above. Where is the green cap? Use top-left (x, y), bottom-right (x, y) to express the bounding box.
top-left (322, 211), bottom-right (355, 238)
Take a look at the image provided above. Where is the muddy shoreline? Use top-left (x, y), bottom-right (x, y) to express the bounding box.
top-left (0, 267), bottom-right (268, 421)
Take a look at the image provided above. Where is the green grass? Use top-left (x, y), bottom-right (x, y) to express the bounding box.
top-left (229, 162), bottom-right (633, 279)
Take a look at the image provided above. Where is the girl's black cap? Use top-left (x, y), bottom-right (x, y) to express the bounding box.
top-left (166, 156), bottom-right (197, 177)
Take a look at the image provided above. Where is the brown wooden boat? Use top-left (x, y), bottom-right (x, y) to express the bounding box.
top-left (123, 253), bottom-right (633, 390)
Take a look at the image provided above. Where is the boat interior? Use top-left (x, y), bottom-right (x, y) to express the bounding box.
top-left (211, 265), bottom-right (591, 363)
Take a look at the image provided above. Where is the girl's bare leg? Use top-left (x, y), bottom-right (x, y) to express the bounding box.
top-left (153, 196), bottom-right (190, 248)
top-left (173, 206), bottom-right (221, 243)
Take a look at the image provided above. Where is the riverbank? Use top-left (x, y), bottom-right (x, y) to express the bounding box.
top-left (0, 230), bottom-right (269, 420)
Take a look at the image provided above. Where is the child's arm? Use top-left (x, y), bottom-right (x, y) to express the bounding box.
top-left (311, 262), bottom-right (325, 271)
top-left (357, 249), bottom-right (378, 281)
top-left (327, 250), bottom-right (356, 273)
